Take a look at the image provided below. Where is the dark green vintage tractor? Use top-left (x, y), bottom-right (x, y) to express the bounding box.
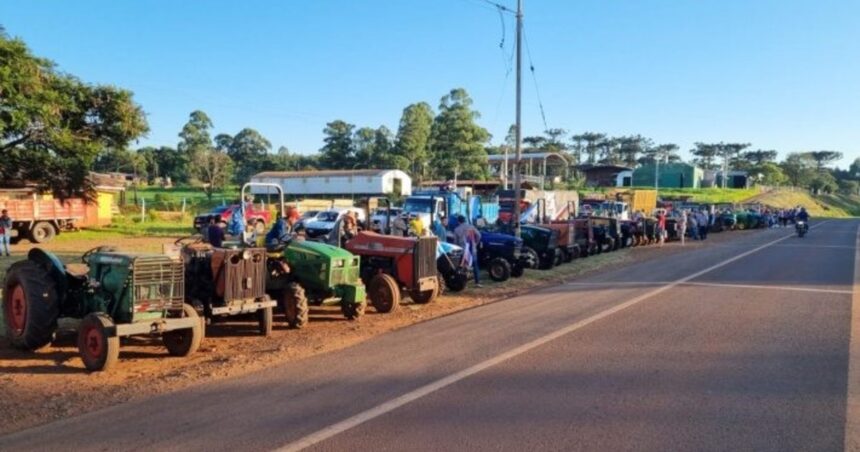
top-left (3, 247), bottom-right (203, 372)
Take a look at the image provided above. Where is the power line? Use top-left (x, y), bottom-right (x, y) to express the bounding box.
top-left (523, 25), bottom-right (548, 131)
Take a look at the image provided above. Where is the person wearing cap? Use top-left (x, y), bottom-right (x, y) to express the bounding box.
top-left (0, 209), bottom-right (12, 257)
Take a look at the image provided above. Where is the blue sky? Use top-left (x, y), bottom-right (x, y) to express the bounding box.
top-left (2, 0), bottom-right (858, 166)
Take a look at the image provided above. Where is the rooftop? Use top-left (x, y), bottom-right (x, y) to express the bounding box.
top-left (253, 169), bottom-right (398, 179)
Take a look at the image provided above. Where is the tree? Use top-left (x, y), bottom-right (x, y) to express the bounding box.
top-left (617, 135), bottom-right (654, 167)
top-left (838, 179), bottom-right (859, 195)
top-left (850, 157), bottom-right (860, 178)
top-left (216, 128), bottom-right (272, 182)
top-left (145, 146), bottom-right (184, 183)
top-left (373, 125), bottom-right (396, 168)
top-left (353, 127), bottom-right (377, 167)
top-left (573, 132), bottom-right (605, 164)
top-left (318, 120), bottom-right (355, 169)
top-left (178, 110), bottom-right (214, 164)
top-left (597, 137), bottom-right (621, 164)
top-left (543, 128), bottom-right (568, 154)
top-left (193, 149), bottom-right (234, 200)
top-left (742, 149), bottom-right (778, 166)
top-left (804, 151), bottom-right (843, 172)
top-left (756, 162), bottom-right (787, 186)
top-left (780, 152), bottom-right (816, 187)
top-left (691, 143), bottom-right (719, 170)
top-left (0, 31), bottom-right (149, 197)
top-left (393, 102), bottom-right (434, 177)
top-left (429, 88), bottom-right (490, 180)
top-left (808, 171), bottom-right (838, 194)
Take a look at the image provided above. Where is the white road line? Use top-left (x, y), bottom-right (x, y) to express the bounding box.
top-left (681, 281), bottom-right (853, 295)
top-left (274, 230), bottom-right (802, 452)
top-left (570, 280), bottom-right (852, 295)
top-left (846, 223), bottom-right (860, 452)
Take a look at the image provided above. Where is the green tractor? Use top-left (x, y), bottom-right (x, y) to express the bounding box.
top-left (3, 247), bottom-right (203, 372)
top-left (242, 183), bottom-right (367, 328)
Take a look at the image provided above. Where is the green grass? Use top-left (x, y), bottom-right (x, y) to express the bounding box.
top-left (57, 216), bottom-right (195, 241)
top-left (751, 190), bottom-right (858, 218)
top-left (654, 187), bottom-right (759, 204)
top-left (130, 185), bottom-right (240, 213)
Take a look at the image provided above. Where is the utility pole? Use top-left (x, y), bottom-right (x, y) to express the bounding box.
top-left (511, 0), bottom-right (523, 237)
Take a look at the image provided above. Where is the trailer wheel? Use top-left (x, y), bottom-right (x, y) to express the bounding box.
top-left (163, 304), bottom-right (203, 357)
top-left (257, 305), bottom-right (273, 337)
top-left (488, 257), bottom-right (512, 282)
top-left (29, 222), bottom-right (57, 243)
top-left (410, 278), bottom-right (439, 304)
top-left (3, 260), bottom-right (59, 350)
top-left (77, 313), bottom-right (120, 372)
top-left (341, 300), bottom-right (366, 320)
top-left (369, 273), bottom-right (401, 313)
top-left (282, 283), bottom-right (309, 329)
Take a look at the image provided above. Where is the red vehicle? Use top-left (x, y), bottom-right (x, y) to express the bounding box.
top-left (193, 203), bottom-right (272, 233)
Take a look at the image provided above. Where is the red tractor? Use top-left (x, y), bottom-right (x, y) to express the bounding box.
top-left (345, 232), bottom-right (440, 313)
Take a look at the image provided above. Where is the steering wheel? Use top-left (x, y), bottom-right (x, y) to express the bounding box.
top-left (81, 246), bottom-right (117, 264)
top-left (174, 234), bottom-right (204, 246)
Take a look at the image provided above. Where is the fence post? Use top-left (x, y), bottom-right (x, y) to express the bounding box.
top-left (181, 198), bottom-right (186, 215)
top-left (141, 198), bottom-right (146, 223)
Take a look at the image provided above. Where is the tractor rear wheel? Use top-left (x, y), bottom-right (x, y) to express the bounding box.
top-left (163, 304), bottom-right (203, 357)
top-left (282, 283), bottom-right (309, 329)
top-left (257, 305), bottom-right (273, 336)
top-left (488, 257), bottom-right (512, 282)
top-left (3, 260), bottom-right (59, 350)
top-left (410, 278), bottom-right (439, 304)
top-left (341, 300), bottom-right (366, 320)
top-left (77, 313), bottom-right (120, 372)
top-left (369, 274), bottom-right (401, 313)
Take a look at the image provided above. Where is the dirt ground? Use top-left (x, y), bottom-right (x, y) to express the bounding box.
top-left (0, 230), bottom-right (756, 435)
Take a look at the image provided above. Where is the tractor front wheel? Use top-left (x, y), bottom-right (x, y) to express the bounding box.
top-left (282, 283), bottom-right (309, 329)
top-left (488, 257), bottom-right (512, 282)
top-left (257, 305), bottom-right (273, 337)
top-left (3, 260), bottom-right (59, 350)
top-left (522, 247), bottom-right (540, 270)
top-left (341, 300), bottom-right (366, 320)
top-left (369, 274), bottom-right (401, 313)
top-left (410, 278), bottom-right (439, 304)
top-left (163, 304), bottom-right (203, 357)
top-left (77, 313), bottom-right (120, 372)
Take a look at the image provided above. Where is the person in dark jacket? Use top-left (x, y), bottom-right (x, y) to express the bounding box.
top-left (208, 219), bottom-right (225, 248)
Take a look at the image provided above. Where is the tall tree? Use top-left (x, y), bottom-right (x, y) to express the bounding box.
top-left (850, 157), bottom-right (860, 178)
top-left (0, 31), bottom-right (148, 197)
top-left (804, 151), bottom-right (843, 172)
top-left (353, 126), bottom-right (377, 167)
top-left (429, 88), bottom-right (490, 179)
top-left (219, 128), bottom-right (272, 182)
top-left (318, 120), bottom-right (355, 169)
top-left (373, 125), bottom-right (396, 168)
top-left (193, 149), bottom-right (234, 200)
top-left (617, 135), bottom-right (654, 167)
top-left (574, 132), bottom-right (605, 164)
top-left (597, 137), bottom-right (621, 164)
top-left (691, 143), bottom-right (719, 170)
top-left (393, 102), bottom-right (434, 177)
top-left (543, 128), bottom-right (568, 154)
top-left (177, 110), bottom-right (214, 165)
top-left (742, 149), bottom-right (778, 166)
top-left (780, 152), bottom-right (816, 187)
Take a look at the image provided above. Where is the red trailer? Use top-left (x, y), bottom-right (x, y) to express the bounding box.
top-left (0, 197), bottom-right (87, 243)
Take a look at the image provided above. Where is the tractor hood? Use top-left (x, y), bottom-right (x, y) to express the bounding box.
top-left (289, 238), bottom-right (356, 260)
top-left (480, 231), bottom-right (522, 247)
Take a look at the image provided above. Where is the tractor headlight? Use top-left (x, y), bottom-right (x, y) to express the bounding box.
top-left (242, 250), bottom-right (252, 260)
top-left (335, 259), bottom-right (345, 268)
top-left (353, 257), bottom-right (360, 266)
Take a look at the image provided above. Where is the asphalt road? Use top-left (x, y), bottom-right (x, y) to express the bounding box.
top-left (2, 220), bottom-right (857, 452)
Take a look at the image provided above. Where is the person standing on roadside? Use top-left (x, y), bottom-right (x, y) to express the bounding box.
top-left (0, 209), bottom-right (12, 257)
top-left (697, 210), bottom-right (709, 240)
top-left (676, 210), bottom-right (688, 246)
top-left (689, 210), bottom-right (699, 241)
top-left (656, 211), bottom-right (667, 246)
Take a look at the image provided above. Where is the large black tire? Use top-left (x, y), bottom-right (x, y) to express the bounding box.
top-left (561, 248), bottom-right (573, 263)
top-left (3, 260), bottom-right (59, 350)
top-left (368, 274), bottom-right (401, 313)
top-left (553, 249), bottom-right (563, 267)
top-left (511, 263), bottom-right (525, 278)
top-left (521, 247), bottom-right (540, 270)
top-left (282, 283), bottom-right (309, 329)
top-left (29, 222), bottom-right (57, 243)
top-left (163, 304), bottom-right (203, 357)
top-left (341, 300), bottom-right (366, 320)
top-left (410, 278), bottom-right (439, 304)
top-left (444, 272), bottom-right (469, 292)
top-left (257, 305), bottom-right (273, 337)
top-left (77, 313), bottom-right (120, 372)
top-left (488, 257), bottom-right (512, 282)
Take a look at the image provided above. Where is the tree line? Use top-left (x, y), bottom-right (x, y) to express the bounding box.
top-left (2, 30), bottom-right (857, 198)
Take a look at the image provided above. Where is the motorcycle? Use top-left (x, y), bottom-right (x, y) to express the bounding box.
top-left (795, 220), bottom-right (808, 238)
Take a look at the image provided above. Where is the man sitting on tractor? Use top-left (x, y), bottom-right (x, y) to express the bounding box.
top-left (266, 210), bottom-right (300, 249)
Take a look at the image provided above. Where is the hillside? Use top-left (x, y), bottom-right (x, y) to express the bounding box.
top-left (748, 190), bottom-right (860, 218)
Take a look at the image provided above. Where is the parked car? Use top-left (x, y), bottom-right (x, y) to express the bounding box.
top-left (296, 210), bottom-right (323, 229)
top-left (304, 208), bottom-right (367, 239)
top-left (370, 207), bottom-right (402, 233)
top-left (193, 203), bottom-right (272, 233)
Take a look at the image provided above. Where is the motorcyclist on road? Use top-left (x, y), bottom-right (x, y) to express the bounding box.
top-left (797, 207), bottom-right (809, 222)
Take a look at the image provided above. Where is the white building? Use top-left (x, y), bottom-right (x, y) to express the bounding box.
top-left (250, 169), bottom-right (412, 197)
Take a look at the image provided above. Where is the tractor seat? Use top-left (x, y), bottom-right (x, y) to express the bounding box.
top-left (65, 263), bottom-right (90, 279)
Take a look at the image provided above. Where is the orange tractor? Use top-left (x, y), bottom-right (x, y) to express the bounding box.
top-left (344, 231), bottom-right (440, 313)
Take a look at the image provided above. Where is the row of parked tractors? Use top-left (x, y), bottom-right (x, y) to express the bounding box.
top-left (1, 188), bottom-right (764, 372)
